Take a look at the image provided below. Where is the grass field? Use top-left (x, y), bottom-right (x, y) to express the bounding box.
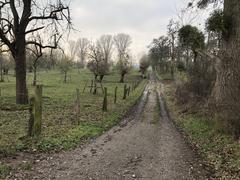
top-left (0, 69), bottom-right (147, 157)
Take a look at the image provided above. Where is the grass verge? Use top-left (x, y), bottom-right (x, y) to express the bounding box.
top-left (160, 74), bottom-right (240, 179)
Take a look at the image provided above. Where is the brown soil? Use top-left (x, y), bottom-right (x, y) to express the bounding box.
top-left (8, 76), bottom-right (210, 180)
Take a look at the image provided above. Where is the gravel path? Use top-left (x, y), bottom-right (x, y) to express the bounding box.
top-left (22, 77), bottom-right (209, 180)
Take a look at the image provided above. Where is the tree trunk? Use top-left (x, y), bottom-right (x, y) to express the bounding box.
top-left (3, 69), bottom-right (9, 75)
top-left (212, 0), bottom-right (240, 137)
top-left (50, 49), bottom-right (55, 70)
top-left (170, 36), bottom-right (175, 80)
top-left (64, 72), bottom-right (67, 83)
top-left (93, 81), bottom-right (97, 95)
top-left (186, 49), bottom-right (190, 69)
top-left (33, 66), bottom-right (37, 86)
top-left (170, 64), bottom-right (174, 80)
top-left (15, 49), bottom-right (28, 104)
top-left (0, 60), bottom-right (3, 82)
top-left (77, 60), bottom-right (80, 74)
top-left (95, 74), bottom-right (98, 81)
top-left (99, 75), bottom-right (104, 83)
top-left (120, 73), bottom-right (125, 83)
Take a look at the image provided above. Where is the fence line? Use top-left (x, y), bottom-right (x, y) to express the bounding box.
top-left (0, 79), bottom-right (143, 137)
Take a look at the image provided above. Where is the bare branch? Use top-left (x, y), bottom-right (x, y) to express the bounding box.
top-left (0, 0), bottom-right (10, 10)
top-left (26, 41), bottom-right (56, 49)
top-left (26, 34), bottom-right (62, 50)
top-left (25, 26), bottom-right (45, 34)
top-left (0, 28), bottom-right (13, 51)
top-left (29, 5), bottom-right (70, 22)
top-left (9, 0), bottom-right (19, 28)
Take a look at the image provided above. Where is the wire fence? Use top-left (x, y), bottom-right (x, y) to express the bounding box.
top-left (0, 78), bottom-right (144, 140)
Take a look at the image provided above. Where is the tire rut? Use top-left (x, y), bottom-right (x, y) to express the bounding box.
top-left (20, 76), bottom-right (209, 180)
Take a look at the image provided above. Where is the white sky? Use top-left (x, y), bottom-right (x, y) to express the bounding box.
top-left (69, 0), bottom-right (211, 61)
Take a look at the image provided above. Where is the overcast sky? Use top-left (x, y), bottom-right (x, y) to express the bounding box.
top-left (69, 0), bottom-right (210, 60)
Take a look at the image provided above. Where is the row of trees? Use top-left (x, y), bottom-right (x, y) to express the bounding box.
top-left (66, 33), bottom-right (133, 83)
top-left (0, 32), bottom-right (135, 85)
top-left (148, 0), bottom-right (240, 137)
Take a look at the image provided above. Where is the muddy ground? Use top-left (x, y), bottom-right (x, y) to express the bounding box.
top-left (8, 76), bottom-right (211, 180)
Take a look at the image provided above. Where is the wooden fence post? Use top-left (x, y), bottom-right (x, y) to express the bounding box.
top-left (28, 85), bottom-right (42, 137)
top-left (114, 86), bottom-right (118, 104)
top-left (123, 84), bottom-right (127, 100)
top-left (28, 97), bottom-right (35, 137)
top-left (90, 80), bottom-right (93, 93)
top-left (76, 88), bottom-right (80, 124)
top-left (127, 86), bottom-right (131, 96)
top-left (102, 87), bottom-right (108, 112)
top-left (34, 85), bottom-right (42, 136)
top-left (93, 81), bottom-right (97, 95)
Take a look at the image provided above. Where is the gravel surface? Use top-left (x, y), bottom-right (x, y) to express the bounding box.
top-left (20, 77), bottom-right (209, 180)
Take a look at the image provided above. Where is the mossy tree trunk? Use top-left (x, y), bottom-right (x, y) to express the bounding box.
top-left (28, 85), bottom-right (42, 137)
top-left (213, 0), bottom-right (240, 137)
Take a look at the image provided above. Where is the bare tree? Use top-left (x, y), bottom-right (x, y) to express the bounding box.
top-left (76, 38), bottom-right (89, 71)
top-left (98, 35), bottom-right (114, 62)
top-left (68, 40), bottom-right (77, 61)
top-left (58, 52), bottom-right (72, 83)
top-left (167, 19), bottom-right (180, 79)
top-left (0, 0), bottom-right (71, 104)
top-left (97, 34), bottom-right (114, 81)
top-left (26, 35), bottom-right (43, 86)
top-left (87, 42), bottom-right (104, 81)
top-left (48, 49), bottom-right (59, 70)
top-left (139, 54), bottom-right (150, 78)
top-left (114, 33), bottom-right (132, 83)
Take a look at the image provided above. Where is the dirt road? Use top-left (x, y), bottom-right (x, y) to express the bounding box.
top-left (22, 77), bottom-right (209, 180)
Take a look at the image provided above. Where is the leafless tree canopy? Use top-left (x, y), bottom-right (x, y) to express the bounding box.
top-left (114, 33), bottom-right (132, 60)
top-left (76, 38), bottom-right (90, 68)
top-left (114, 33), bottom-right (132, 83)
top-left (87, 41), bottom-right (108, 80)
top-left (0, 0), bottom-right (71, 53)
top-left (98, 34), bottom-right (114, 63)
top-left (68, 40), bottom-right (78, 61)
